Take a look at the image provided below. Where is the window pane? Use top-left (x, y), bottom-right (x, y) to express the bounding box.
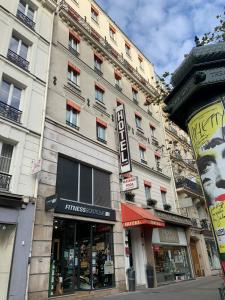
top-left (95, 89), bottom-right (103, 102)
top-left (56, 156), bottom-right (78, 201)
top-left (27, 6), bottom-right (34, 20)
top-left (97, 125), bottom-right (105, 140)
top-left (145, 186), bottom-right (151, 199)
top-left (94, 169), bottom-right (111, 207)
top-left (66, 109), bottom-right (71, 123)
top-left (19, 43), bottom-right (28, 59)
top-left (11, 86), bottom-right (21, 109)
top-left (18, 0), bottom-right (26, 14)
top-left (9, 37), bottom-right (19, 53)
top-left (0, 81), bottom-right (10, 104)
top-left (80, 164), bottom-right (92, 204)
top-left (0, 143), bottom-right (13, 173)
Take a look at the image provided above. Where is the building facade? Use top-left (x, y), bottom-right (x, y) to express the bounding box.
top-left (165, 121), bottom-right (220, 277)
top-left (0, 0), bottom-right (56, 300)
top-left (28, 0), bottom-right (194, 299)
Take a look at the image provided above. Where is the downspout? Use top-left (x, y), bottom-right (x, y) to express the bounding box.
top-left (25, 6), bottom-right (56, 299)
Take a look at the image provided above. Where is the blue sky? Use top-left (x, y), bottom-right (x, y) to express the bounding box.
top-left (95, 0), bottom-right (224, 76)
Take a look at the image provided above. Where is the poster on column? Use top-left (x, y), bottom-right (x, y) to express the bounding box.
top-left (188, 101), bottom-right (225, 253)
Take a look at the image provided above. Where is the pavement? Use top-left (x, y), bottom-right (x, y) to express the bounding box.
top-left (98, 276), bottom-right (223, 300)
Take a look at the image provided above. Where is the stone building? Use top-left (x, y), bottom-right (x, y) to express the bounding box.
top-left (27, 1), bottom-right (195, 299)
top-left (165, 120), bottom-right (220, 277)
top-left (0, 0), bottom-right (56, 299)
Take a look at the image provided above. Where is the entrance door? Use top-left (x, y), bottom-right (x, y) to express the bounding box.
top-left (190, 239), bottom-right (201, 277)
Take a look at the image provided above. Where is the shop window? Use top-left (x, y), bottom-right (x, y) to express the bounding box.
top-left (0, 224), bottom-right (16, 300)
top-left (56, 156), bottom-right (111, 208)
top-left (153, 245), bottom-right (192, 283)
top-left (50, 219), bottom-right (114, 295)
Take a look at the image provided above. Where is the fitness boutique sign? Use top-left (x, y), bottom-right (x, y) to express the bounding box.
top-left (116, 104), bottom-right (132, 174)
top-left (45, 196), bottom-right (116, 221)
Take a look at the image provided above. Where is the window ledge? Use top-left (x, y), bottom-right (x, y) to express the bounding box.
top-left (97, 137), bottom-right (107, 144)
top-left (67, 80), bottom-right (81, 94)
top-left (141, 159), bottom-right (148, 165)
top-left (66, 121), bottom-right (79, 131)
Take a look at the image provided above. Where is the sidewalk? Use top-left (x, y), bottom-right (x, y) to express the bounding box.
top-left (97, 276), bottom-right (222, 300)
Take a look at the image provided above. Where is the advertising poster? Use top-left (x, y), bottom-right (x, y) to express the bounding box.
top-left (188, 101), bottom-right (225, 255)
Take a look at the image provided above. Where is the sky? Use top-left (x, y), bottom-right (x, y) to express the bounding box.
top-left (95, 0), bottom-right (224, 76)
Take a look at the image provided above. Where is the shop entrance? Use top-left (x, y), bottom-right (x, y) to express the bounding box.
top-left (190, 239), bottom-right (201, 277)
top-left (49, 218), bottom-right (114, 296)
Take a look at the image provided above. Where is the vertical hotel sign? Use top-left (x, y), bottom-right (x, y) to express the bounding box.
top-left (188, 101), bottom-right (225, 257)
top-left (116, 104), bottom-right (132, 174)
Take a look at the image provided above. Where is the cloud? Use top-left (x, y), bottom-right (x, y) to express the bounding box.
top-left (95, 0), bottom-right (224, 76)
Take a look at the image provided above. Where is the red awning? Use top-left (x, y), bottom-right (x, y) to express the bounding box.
top-left (121, 203), bottom-right (165, 228)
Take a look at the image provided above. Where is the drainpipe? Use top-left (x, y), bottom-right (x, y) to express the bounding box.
top-left (24, 5), bottom-right (56, 299)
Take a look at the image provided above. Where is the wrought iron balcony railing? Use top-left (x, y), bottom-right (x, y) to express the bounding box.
top-left (68, 44), bottom-right (80, 57)
top-left (59, 1), bottom-right (156, 96)
top-left (7, 49), bottom-right (29, 70)
top-left (175, 177), bottom-right (203, 196)
top-left (115, 84), bottom-right (122, 92)
top-left (16, 10), bottom-right (35, 30)
top-left (0, 101), bottom-right (22, 123)
top-left (0, 172), bottom-right (11, 191)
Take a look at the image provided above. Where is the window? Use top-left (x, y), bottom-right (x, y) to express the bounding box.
top-left (125, 42), bottom-right (131, 57)
top-left (109, 25), bottom-right (116, 41)
top-left (0, 142), bottom-right (13, 190)
top-left (135, 114), bottom-right (142, 129)
top-left (161, 191), bottom-right (167, 205)
top-left (150, 124), bottom-right (156, 137)
top-left (96, 119), bottom-right (107, 144)
top-left (69, 31), bottom-right (80, 55)
top-left (9, 36), bottom-right (28, 60)
top-left (66, 101), bottom-right (80, 130)
top-left (56, 156), bottom-right (111, 207)
top-left (95, 85), bottom-right (104, 103)
top-left (91, 5), bottom-right (99, 23)
top-left (139, 145), bottom-right (146, 162)
top-left (0, 80), bottom-right (22, 110)
top-left (0, 142), bottom-right (13, 174)
top-left (155, 153), bottom-right (161, 171)
top-left (132, 88), bottom-right (138, 103)
top-left (145, 185), bottom-right (151, 200)
top-left (68, 64), bottom-right (80, 86)
top-left (17, 0), bottom-right (35, 29)
top-left (138, 56), bottom-right (144, 70)
top-left (115, 70), bottom-right (122, 91)
top-left (94, 53), bottom-right (103, 75)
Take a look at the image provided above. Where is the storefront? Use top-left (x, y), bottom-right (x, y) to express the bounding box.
top-left (121, 203), bottom-right (165, 288)
top-left (46, 197), bottom-right (116, 297)
top-left (153, 210), bottom-right (193, 285)
top-left (0, 193), bottom-right (34, 300)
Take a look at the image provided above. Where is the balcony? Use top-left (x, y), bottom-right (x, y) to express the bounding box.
top-left (66, 120), bottom-right (79, 130)
top-left (0, 172), bottom-right (11, 191)
top-left (175, 177), bottom-right (203, 196)
top-left (16, 10), bottom-right (35, 30)
top-left (7, 49), bottom-right (29, 70)
top-left (59, 1), bottom-right (156, 96)
top-left (0, 101), bottom-right (22, 123)
top-left (151, 137), bottom-right (159, 147)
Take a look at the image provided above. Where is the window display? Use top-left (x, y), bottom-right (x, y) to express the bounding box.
top-left (153, 245), bottom-right (192, 284)
top-left (49, 219), bottom-right (114, 296)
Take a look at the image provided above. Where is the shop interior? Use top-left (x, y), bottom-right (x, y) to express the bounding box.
top-left (49, 218), bottom-right (114, 296)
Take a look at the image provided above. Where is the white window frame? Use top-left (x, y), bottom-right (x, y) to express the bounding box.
top-left (69, 36), bottom-right (79, 53)
top-left (0, 142), bottom-right (13, 174)
top-left (161, 191), bottom-right (167, 205)
top-left (94, 57), bottom-right (102, 71)
top-left (139, 147), bottom-right (145, 160)
top-left (95, 87), bottom-right (104, 103)
top-left (150, 126), bottom-right (155, 138)
top-left (9, 36), bottom-right (28, 60)
top-left (0, 80), bottom-right (22, 110)
top-left (135, 115), bottom-right (142, 129)
top-left (132, 89), bottom-right (138, 101)
top-left (97, 124), bottom-right (106, 141)
top-left (68, 67), bottom-right (79, 86)
top-left (66, 106), bottom-right (79, 128)
top-left (109, 27), bottom-right (116, 41)
top-left (145, 185), bottom-right (151, 200)
top-left (18, 0), bottom-right (35, 21)
top-left (91, 8), bottom-right (98, 23)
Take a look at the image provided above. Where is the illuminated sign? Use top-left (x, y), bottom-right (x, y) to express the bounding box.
top-left (116, 104), bottom-right (132, 174)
